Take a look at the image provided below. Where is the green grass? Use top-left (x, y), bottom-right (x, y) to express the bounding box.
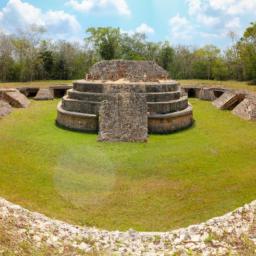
top-left (0, 80), bottom-right (73, 89)
top-left (0, 99), bottom-right (256, 232)
top-left (179, 79), bottom-right (256, 93)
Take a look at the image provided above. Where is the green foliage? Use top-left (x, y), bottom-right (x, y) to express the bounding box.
top-left (86, 27), bottom-right (121, 60)
top-left (157, 42), bottom-right (174, 71)
top-left (1, 22), bottom-right (256, 82)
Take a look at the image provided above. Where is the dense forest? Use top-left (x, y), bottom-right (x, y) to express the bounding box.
top-left (0, 22), bottom-right (256, 83)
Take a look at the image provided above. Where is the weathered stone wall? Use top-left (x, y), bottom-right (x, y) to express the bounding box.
top-left (232, 96), bottom-right (256, 120)
top-left (56, 103), bottom-right (98, 132)
top-left (198, 88), bottom-right (217, 101)
top-left (98, 85), bottom-right (148, 142)
top-left (148, 106), bottom-right (193, 133)
top-left (87, 60), bottom-right (169, 82)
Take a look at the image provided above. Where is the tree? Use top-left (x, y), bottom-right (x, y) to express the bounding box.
top-left (85, 27), bottom-right (121, 60)
top-left (157, 42), bottom-right (174, 72)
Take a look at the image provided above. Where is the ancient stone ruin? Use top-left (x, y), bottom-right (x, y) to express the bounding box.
top-left (232, 96), bottom-right (256, 121)
top-left (56, 60), bottom-right (193, 142)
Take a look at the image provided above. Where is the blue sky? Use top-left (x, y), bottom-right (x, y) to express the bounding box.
top-left (0, 0), bottom-right (256, 48)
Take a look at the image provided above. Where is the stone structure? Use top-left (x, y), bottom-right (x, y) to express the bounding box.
top-left (0, 89), bottom-right (30, 108)
top-left (0, 100), bottom-right (12, 117)
top-left (232, 96), bottom-right (256, 121)
top-left (56, 60), bottom-right (193, 141)
top-left (212, 91), bottom-right (244, 110)
top-left (198, 87), bottom-right (217, 101)
top-left (87, 60), bottom-right (169, 81)
top-left (98, 84), bottom-right (148, 142)
top-left (34, 88), bottom-right (54, 100)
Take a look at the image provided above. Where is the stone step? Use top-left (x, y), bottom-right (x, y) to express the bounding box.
top-left (67, 89), bottom-right (107, 102)
top-left (73, 80), bottom-right (179, 93)
top-left (148, 105), bottom-right (193, 134)
top-left (73, 80), bottom-right (105, 93)
top-left (62, 96), bottom-right (101, 115)
top-left (145, 91), bottom-right (181, 102)
top-left (212, 92), bottom-right (244, 110)
top-left (68, 89), bottom-right (181, 103)
top-left (147, 96), bottom-right (188, 114)
top-left (56, 103), bottom-right (98, 132)
top-left (145, 82), bottom-right (178, 93)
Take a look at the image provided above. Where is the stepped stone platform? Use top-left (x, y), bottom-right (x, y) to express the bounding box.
top-left (56, 61), bottom-right (193, 141)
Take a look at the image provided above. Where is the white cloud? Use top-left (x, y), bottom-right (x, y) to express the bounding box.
top-left (121, 23), bottom-right (154, 36)
top-left (67, 0), bottom-right (131, 16)
top-left (135, 23), bottom-right (154, 34)
top-left (169, 14), bottom-right (194, 41)
top-left (209, 0), bottom-right (256, 15)
top-left (187, 0), bottom-right (203, 15)
top-left (196, 14), bottom-right (220, 27)
top-left (225, 17), bottom-right (241, 31)
top-left (0, 0), bottom-right (81, 37)
top-left (186, 0), bottom-right (220, 27)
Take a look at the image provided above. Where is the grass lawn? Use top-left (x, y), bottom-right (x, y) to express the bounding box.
top-left (0, 99), bottom-right (256, 231)
top-left (0, 80), bottom-right (73, 89)
top-left (179, 79), bottom-right (256, 93)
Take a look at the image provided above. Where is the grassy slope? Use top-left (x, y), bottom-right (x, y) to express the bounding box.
top-left (0, 99), bottom-right (256, 231)
top-left (179, 79), bottom-right (256, 93)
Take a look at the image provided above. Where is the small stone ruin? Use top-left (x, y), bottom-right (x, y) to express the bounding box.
top-left (232, 96), bottom-right (256, 121)
top-left (212, 91), bottom-right (244, 110)
top-left (56, 60), bottom-right (193, 142)
top-left (34, 88), bottom-right (54, 101)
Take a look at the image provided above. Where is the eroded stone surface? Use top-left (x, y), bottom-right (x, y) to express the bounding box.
top-left (34, 88), bottom-right (54, 100)
top-left (98, 85), bottom-right (148, 142)
top-left (213, 91), bottom-right (242, 110)
top-left (0, 100), bottom-right (12, 117)
top-left (232, 97), bottom-right (256, 120)
top-left (1, 89), bottom-right (30, 108)
top-left (87, 60), bottom-right (169, 82)
top-left (198, 88), bottom-right (216, 101)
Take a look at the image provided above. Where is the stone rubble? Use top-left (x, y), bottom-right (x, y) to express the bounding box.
top-left (0, 198), bottom-right (256, 255)
top-left (0, 100), bottom-right (12, 117)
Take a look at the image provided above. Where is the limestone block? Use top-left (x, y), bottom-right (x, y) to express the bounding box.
top-left (0, 100), bottom-right (12, 117)
top-left (1, 89), bottom-right (30, 108)
top-left (98, 92), bottom-right (148, 142)
top-left (212, 92), bottom-right (241, 110)
top-left (232, 97), bottom-right (256, 121)
top-left (34, 88), bottom-right (54, 100)
top-left (198, 88), bottom-right (216, 101)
